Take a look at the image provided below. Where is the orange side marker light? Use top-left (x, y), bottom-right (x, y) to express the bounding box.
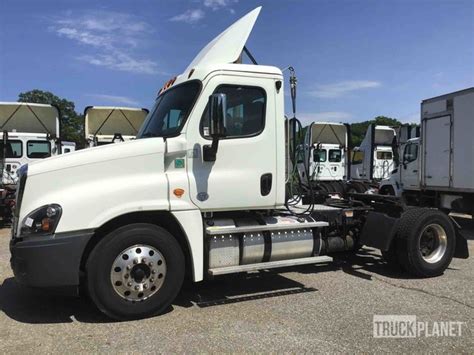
top-left (173, 188), bottom-right (185, 198)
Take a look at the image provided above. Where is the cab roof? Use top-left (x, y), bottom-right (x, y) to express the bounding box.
top-left (0, 102), bottom-right (59, 136)
top-left (84, 106), bottom-right (148, 138)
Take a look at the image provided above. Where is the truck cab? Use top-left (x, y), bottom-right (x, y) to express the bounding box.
top-left (350, 124), bottom-right (396, 182)
top-left (9, 7), bottom-right (468, 320)
top-left (379, 137), bottom-right (419, 196)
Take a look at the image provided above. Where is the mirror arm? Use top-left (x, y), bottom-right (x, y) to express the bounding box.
top-left (203, 137), bottom-right (220, 162)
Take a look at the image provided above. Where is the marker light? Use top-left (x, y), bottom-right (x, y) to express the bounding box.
top-left (173, 188), bottom-right (185, 198)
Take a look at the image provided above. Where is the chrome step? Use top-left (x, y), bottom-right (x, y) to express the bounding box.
top-left (205, 221), bottom-right (328, 235)
top-left (208, 255), bottom-right (333, 276)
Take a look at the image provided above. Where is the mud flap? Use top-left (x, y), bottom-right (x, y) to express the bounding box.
top-left (454, 228), bottom-right (469, 259)
top-left (359, 211), bottom-right (399, 251)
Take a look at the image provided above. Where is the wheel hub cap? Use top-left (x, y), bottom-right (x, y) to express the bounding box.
top-left (419, 223), bottom-right (448, 264)
top-left (110, 244), bottom-right (167, 301)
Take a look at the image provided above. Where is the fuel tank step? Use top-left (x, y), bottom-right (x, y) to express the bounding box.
top-left (208, 255), bottom-right (333, 276)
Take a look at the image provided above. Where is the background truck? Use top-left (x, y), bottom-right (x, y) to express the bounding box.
top-left (0, 102), bottom-right (62, 222)
top-left (379, 88), bottom-right (474, 215)
top-left (297, 122), bottom-right (349, 194)
top-left (10, 8), bottom-right (469, 320)
top-left (350, 124), bottom-right (396, 184)
top-left (84, 106), bottom-right (149, 147)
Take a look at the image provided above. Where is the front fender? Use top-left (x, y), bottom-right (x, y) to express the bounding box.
top-left (20, 152), bottom-right (169, 233)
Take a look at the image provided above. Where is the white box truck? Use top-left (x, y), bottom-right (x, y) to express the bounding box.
top-left (10, 8), bottom-right (469, 320)
top-left (84, 106), bottom-right (148, 147)
top-left (379, 88), bottom-right (474, 215)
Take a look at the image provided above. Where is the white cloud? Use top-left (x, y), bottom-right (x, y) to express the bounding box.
top-left (79, 53), bottom-right (158, 75)
top-left (170, 9), bottom-right (205, 24)
top-left (50, 11), bottom-right (158, 74)
top-left (310, 80), bottom-right (381, 98)
top-left (297, 111), bottom-right (353, 125)
top-left (85, 94), bottom-right (140, 106)
top-left (204, 0), bottom-right (238, 11)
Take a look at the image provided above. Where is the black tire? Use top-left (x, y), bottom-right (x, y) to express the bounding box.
top-left (86, 223), bottom-right (185, 320)
top-left (318, 182), bottom-right (332, 193)
top-left (332, 181), bottom-right (346, 194)
top-left (379, 185), bottom-right (395, 196)
top-left (347, 182), bottom-right (366, 193)
top-left (395, 208), bottom-right (455, 277)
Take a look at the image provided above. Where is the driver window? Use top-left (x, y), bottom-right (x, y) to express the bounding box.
top-left (403, 143), bottom-right (418, 163)
top-left (201, 85), bottom-right (266, 138)
top-left (313, 149), bottom-right (327, 162)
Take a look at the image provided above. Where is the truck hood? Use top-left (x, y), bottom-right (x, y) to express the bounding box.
top-left (28, 137), bottom-right (165, 176)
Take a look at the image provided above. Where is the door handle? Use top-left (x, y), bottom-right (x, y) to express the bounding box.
top-left (412, 170), bottom-right (418, 173)
top-left (260, 173), bottom-right (272, 196)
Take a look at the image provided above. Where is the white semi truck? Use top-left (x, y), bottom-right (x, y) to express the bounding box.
top-left (297, 122), bottom-right (358, 194)
top-left (379, 88), bottom-right (474, 215)
top-left (350, 124), bottom-right (396, 183)
top-left (10, 8), bottom-right (469, 320)
top-left (0, 102), bottom-right (63, 222)
top-left (84, 106), bottom-right (149, 147)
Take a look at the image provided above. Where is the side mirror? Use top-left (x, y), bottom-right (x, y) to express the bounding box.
top-left (203, 93), bottom-right (227, 162)
top-left (208, 93), bottom-right (227, 138)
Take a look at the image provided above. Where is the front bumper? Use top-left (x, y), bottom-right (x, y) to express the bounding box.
top-left (10, 230), bottom-right (94, 288)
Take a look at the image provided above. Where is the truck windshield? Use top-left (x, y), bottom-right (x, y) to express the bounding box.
top-left (138, 81), bottom-right (201, 138)
top-left (0, 140), bottom-right (22, 158)
top-left (376, 151), bottom-right (393, 160)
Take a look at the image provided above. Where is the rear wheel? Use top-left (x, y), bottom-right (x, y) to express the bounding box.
top-left (395, 208), bottom-right (455, 277)
top-left (86, 223), bottom-right (185, 320)
top-left (347, 181), bottom-right (366, 193)
top-left (379, 185), bottom-right (395, 196)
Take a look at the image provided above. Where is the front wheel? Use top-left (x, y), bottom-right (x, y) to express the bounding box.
top-left (86, 223), bottom-right (185, 320)
top-left (395, 208), bottom-right (455, 277)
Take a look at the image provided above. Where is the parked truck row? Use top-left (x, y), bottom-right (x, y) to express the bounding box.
top-left (8, 7), bottom-right (470, 320)
top-left (0, 103), bottom-right (149, 222)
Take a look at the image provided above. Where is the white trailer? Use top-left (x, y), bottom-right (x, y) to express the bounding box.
top-left (10, 8), bottom-right (469, 320)
top-left (379, 88), bottom-right (474, 214)
top-left (350, 124), bottom-right (396, 183)
top-left (84, 106), bottom-right (148, 147)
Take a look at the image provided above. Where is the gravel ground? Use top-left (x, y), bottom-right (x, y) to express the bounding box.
top-left (0, 224), bottom-right (473, 353)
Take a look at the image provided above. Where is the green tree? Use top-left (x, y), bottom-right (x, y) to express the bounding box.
top-left (18, 89), bottom-right (84, 148)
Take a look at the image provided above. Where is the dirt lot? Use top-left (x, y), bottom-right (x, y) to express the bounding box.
top-left (1, 224), bottom-right (473, 353)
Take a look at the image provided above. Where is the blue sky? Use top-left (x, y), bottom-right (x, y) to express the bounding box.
top-left (1, 0), bottom-right (473, 124)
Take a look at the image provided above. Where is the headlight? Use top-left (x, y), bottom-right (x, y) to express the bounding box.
top-left (20, 204), bottom-right (62, 236)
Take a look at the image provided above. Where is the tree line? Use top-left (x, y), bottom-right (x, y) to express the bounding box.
top-left (17, 89), bottom-right (404, 149)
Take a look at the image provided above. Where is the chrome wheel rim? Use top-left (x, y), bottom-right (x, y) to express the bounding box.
top-left (419, 224), bottom-right (447, 264)
top-left (110, 244), bottom-right (166, 301)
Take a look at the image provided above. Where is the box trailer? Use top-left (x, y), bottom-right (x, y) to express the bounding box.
top-left (379, 88), bottom-right (474, 214)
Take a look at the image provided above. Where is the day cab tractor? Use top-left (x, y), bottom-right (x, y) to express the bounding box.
top-left (10, 7), bottom-right (469, 320)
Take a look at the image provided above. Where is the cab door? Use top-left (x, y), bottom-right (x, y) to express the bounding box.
top-left (401, 142), bottom-right (419, 189)
top-left (186, 75), bottom-right (278, 211)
